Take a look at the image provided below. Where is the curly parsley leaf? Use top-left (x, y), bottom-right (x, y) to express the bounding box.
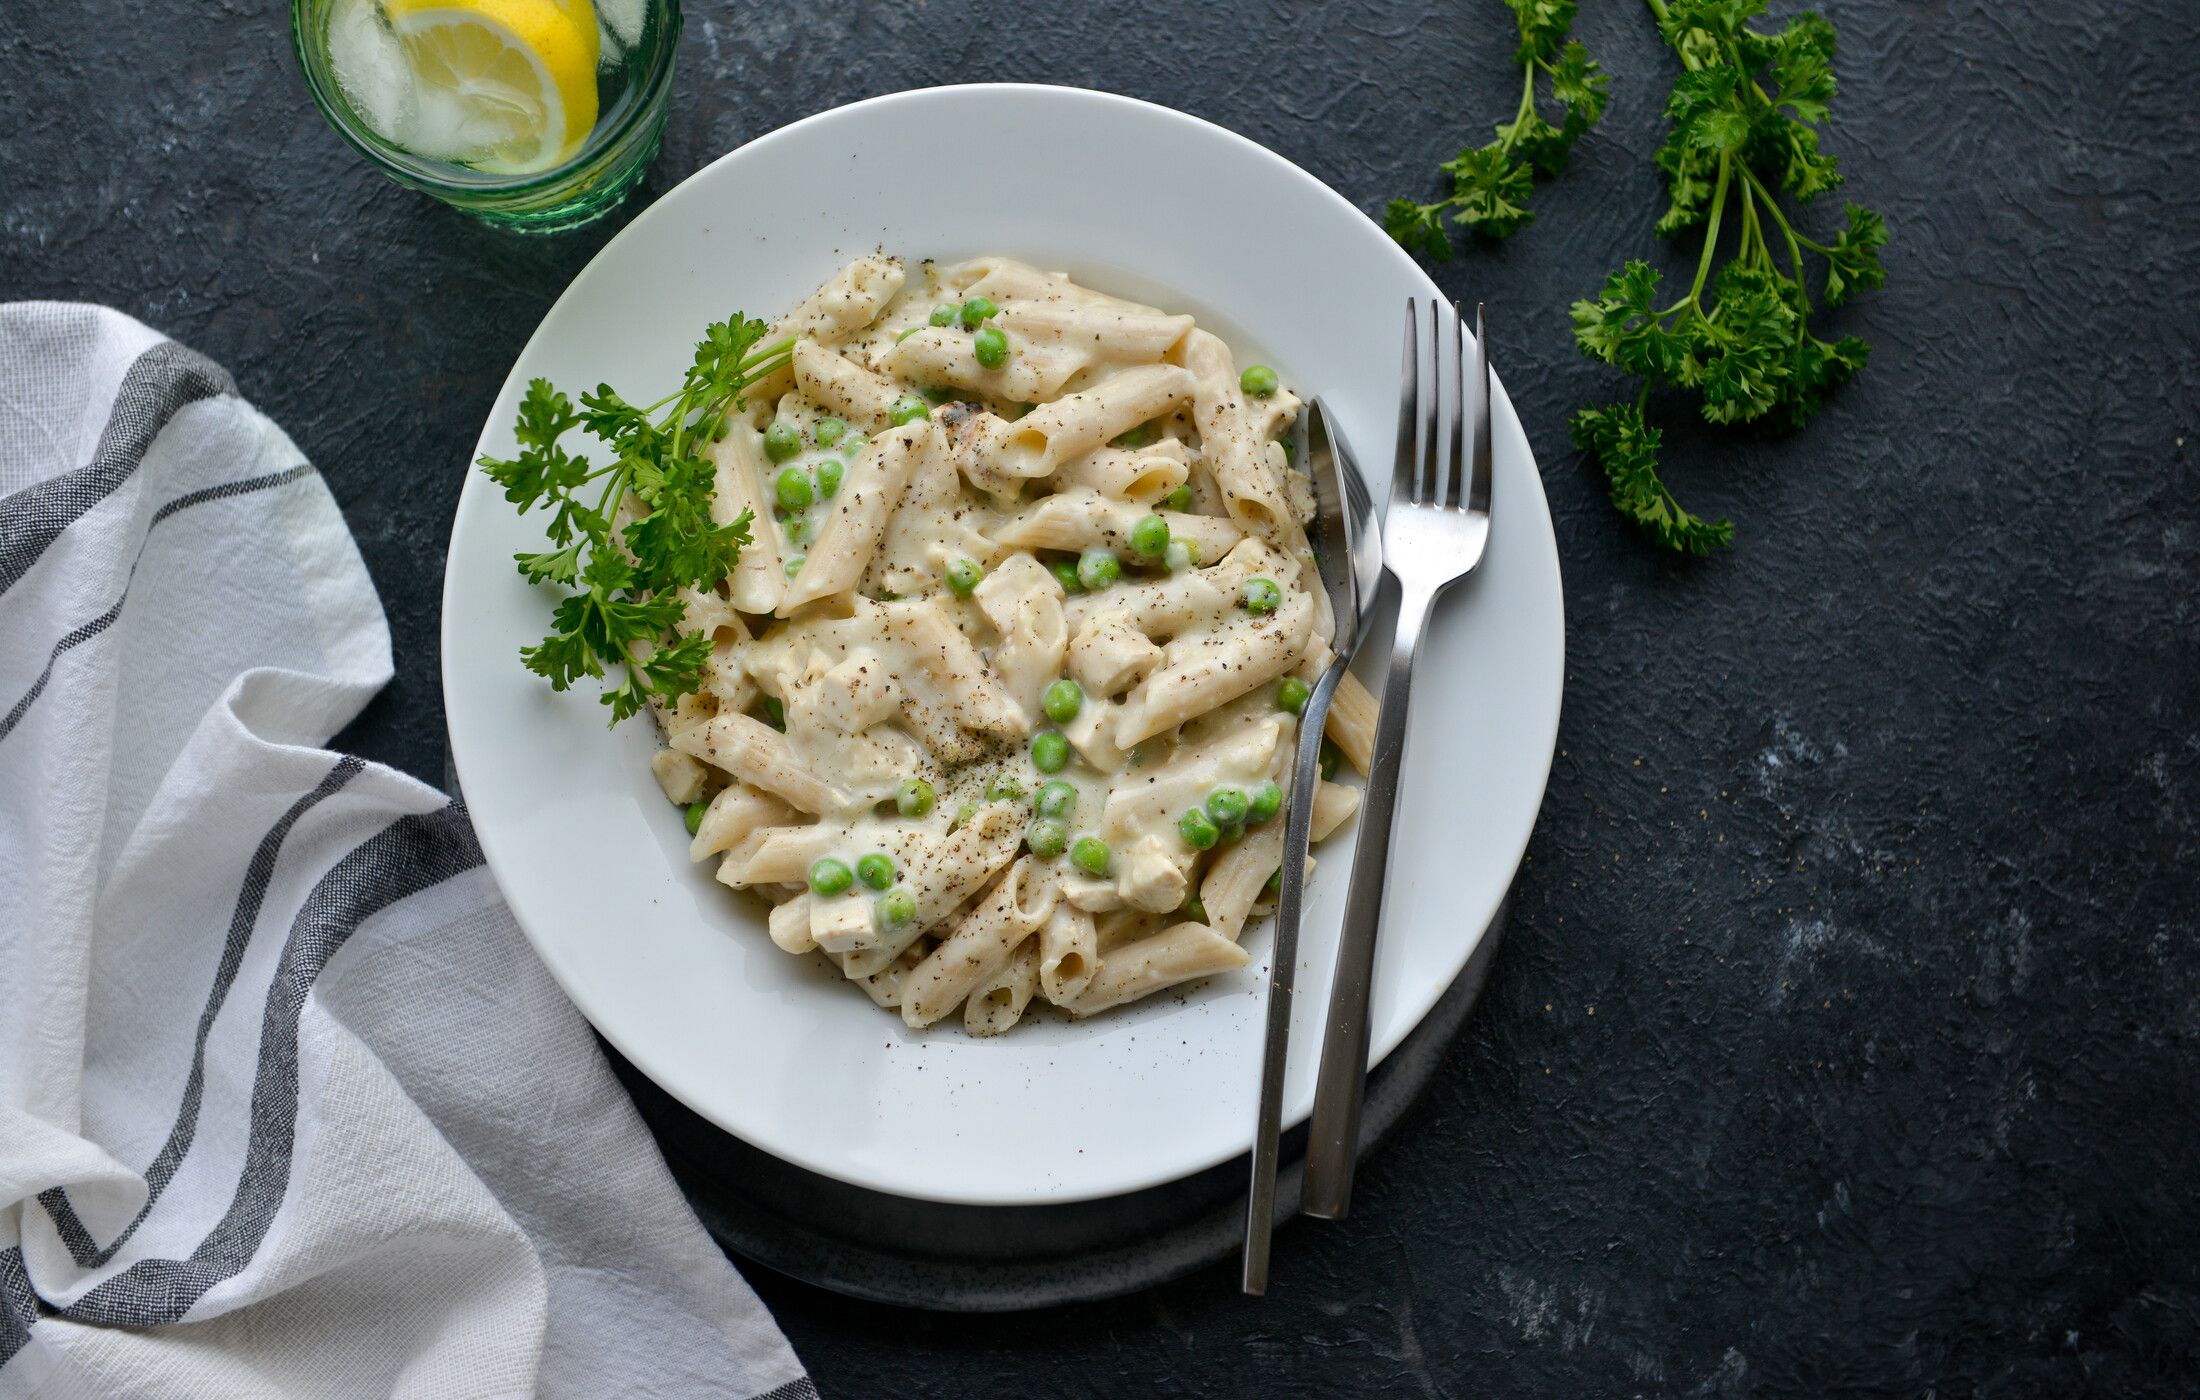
top-left (1821, 202), bottom-right (1887, 305)
top-left (1388, 0), bottom-right (1607, 258)
top-left (480, 318), bottom-right (791, 724)
top-left (1570, 0), bottom-right (1885, 553)
top-left (1570, 401), bottom-right (1734, 555)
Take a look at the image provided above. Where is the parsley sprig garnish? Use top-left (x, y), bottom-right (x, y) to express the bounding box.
top-left (477, 319), bottom-right (793, 722)
top-left (1570, 0), bottom-right (1886, 553)
top-left (1387, 0), bottom-right (1609, 255)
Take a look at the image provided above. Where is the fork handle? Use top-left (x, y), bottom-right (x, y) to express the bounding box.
top-left (1241, 656), bottom-right (1348, 1294)
top-left (1301, 579), bottom-right (1434, 1218)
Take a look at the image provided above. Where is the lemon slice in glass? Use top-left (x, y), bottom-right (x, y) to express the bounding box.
top-left (382, 0), bottom-right (600, 176)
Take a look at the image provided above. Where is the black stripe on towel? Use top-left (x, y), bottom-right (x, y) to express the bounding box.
top-left (0, 1248), bottom-right (37, 1367)
top-left (36, 755), bottom-right (365, 1267)
top-left (0, 462), bottom-right (313, 745)
top-left (0, 339), bottom-right (235, 598)
top-left (56, 805), bottom-right (484, 1328)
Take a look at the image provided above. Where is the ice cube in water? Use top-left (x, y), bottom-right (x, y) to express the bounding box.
top-left (326, 0), bottom-right (414, 144)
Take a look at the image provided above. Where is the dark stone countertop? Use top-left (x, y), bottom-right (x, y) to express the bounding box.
top-left (7, 0), bottom-right (2198, 1393)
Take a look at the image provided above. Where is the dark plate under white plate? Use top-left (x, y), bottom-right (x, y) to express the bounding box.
top-left (610, 899), bottom-right (1508, 1312)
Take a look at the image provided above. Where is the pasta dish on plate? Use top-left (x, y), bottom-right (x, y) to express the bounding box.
top-left (638, 256), bottom-right (1374, 1035)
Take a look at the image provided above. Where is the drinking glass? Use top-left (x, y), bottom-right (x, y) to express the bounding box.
top-left (292, 0), bottom-right (681, 233)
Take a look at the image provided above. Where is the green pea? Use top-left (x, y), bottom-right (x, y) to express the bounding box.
top-left (1025, 818), bottom-right (1068, 857)
top-left (987, 773), bottom-right (1026, 801)
top-left (814, 416), bottom-right (847, 447)
top-left (1178, 808), bottom-right (1220, 850)
top-left (1070, 836), bottom-right (1110, 876)
top-left (815, 458), bottom-right (844, 498)
top-left (1264, 866), bottom-right (1283, 895)
top-left (774, 465), bottom-right (813, 512)
top-left (1240, 364), bottom-right (1280, 398)
top-left (1035, 780), bottom-right (1077, 820)
top-left (889, 394), bottom-right (930, 426)
top-left (959, 296), bottom-right (998, 328)
top-left (808, 857), bottom-right (854, 896)
top-left (944, 556), bottom-right (984, 596)
top-left (953, 800), bottom-right (978, 828)
top-left (896, 326), bottom-right (921, 343)
top-left (684, 798), bottom-right (709, 835)
top-left (1163, 484), bottom-right (1193, 511)
top-left (761, 695), bottom-right (785, 730)
top-left (856, 853), bottom-right (896, 890)
top-left (1182, 893), bottom-right (1208, 925)
top-left (1247, 780), bottom-right (1283, 825)
top-left (764, 420), bottom-right (802, 462)
top-left (1275, 677), bottom-right (1310, 715)
top-left (972, 325), bottom-right (1009, 369)
top-left (1049, 559), bottom-right (1084, 594)
top-left (1042, 678), bottom-right (1083, 725)
top-left (1077, 548), bottom-right (1120, 591)
top-left (929, 303), bottom-right (958, 327)
top-left (896, 778), bottom-right (935, 817)
top-left (1031, 730), bottom-right (1070, 773)
top-left (878, 886), bottom-right (917, 927)
top-left (783, 554), bottom-right (805, 577)
top-left (1279, 432), bottom-right (1297, 463)
top-left (1242, 577), bottom-right (1282, 615)
top-left (1205, 787), bottom-right (1250, 828)
top-left (783, 514), bottom-right (815, 549)
top-left (1128, 514), bottom-right (1170, 559)
top-left (1111, 423), bottom-right (1152, 449)
top-left (1319, 738), bottom-right (1342, 781)
top-left (923, 386), bottom-right (957, 405)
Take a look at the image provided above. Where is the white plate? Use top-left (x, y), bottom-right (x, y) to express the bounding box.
top-left (444, 84), bottom-right (1564, 1205)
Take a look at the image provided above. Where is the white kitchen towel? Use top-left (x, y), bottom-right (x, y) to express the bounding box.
top-left (0, 303), bottom-right (815, 1400)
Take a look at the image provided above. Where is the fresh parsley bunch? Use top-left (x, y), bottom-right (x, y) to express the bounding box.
top-left (1571, 0), bottom-right (1887, 552)
top-left (1387, 0), bottom-right (1610, 255)
top-left (477, 318), bottom-right (792, 722)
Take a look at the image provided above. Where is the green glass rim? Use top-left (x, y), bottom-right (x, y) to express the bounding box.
top-left (289, 0), bottom-right (683, 196)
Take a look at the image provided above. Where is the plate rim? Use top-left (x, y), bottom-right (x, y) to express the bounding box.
top-left (443, 81), bottom-right (1566, 1204)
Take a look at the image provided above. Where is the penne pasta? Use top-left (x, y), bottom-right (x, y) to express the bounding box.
top-left (989, 486), bottom-right (1241, 563)
top-left (707, 425), bottom-right (787, 613)
top-left (793, 339), bottom-right (903, 428)
top-left (1064, 922), bottom-right (1252, 1016)
top-left (778, 256), bottom-right (905, 345)
top-left (778, 421), bottom-right (936, 613)
top-left (642, 256), bottom-right (1362, 1033)
top-left (994, 364), bottom-right (1197, 478)
top-left (901, 858), bottom-right (1060, 1027)
top-left (689, 783), bottom-right (798, 862)
top-left (964, 937), bottom-right (1042, 1035)
top-left (1324, 668), bottom-right (1377, 775)
top-left (1053, 439), bottom-right (1191, 503)
top-left (1037, 901), bottom-right (1097, 1005)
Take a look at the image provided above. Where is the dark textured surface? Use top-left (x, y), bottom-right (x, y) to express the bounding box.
top-left (8, 0), bottom-right (2200, 1393)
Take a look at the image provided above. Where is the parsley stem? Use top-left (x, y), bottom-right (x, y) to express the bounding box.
top-left (1739, 179), bottom-right (1762, 266)
top-left (1686, 153), bottom-right (1734, 307)
top-left (1496, 61), bottom-right (1538, 158)
top-left (1739, 164), bottom-right (1818, 312)
top-left (740, 335), bottom-right (796, 370)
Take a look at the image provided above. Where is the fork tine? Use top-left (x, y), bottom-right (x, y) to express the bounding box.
top-left (1392, 299), bottom-right (1418, 505)
top-left (1431, 300), bottom-right (1459, 509)
top-left (1470, 303), bottom-right (1492, 515)
top-left (1417, 299), bottom-right (1440, 505)
top-left (1447, 301), bottom-right (1470, 511)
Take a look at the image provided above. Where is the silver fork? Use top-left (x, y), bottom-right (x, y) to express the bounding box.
top-left (1241, 397), bottom-right (1382, 1296)
top-left (1300, 299), bottom-right (1493, 1220)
